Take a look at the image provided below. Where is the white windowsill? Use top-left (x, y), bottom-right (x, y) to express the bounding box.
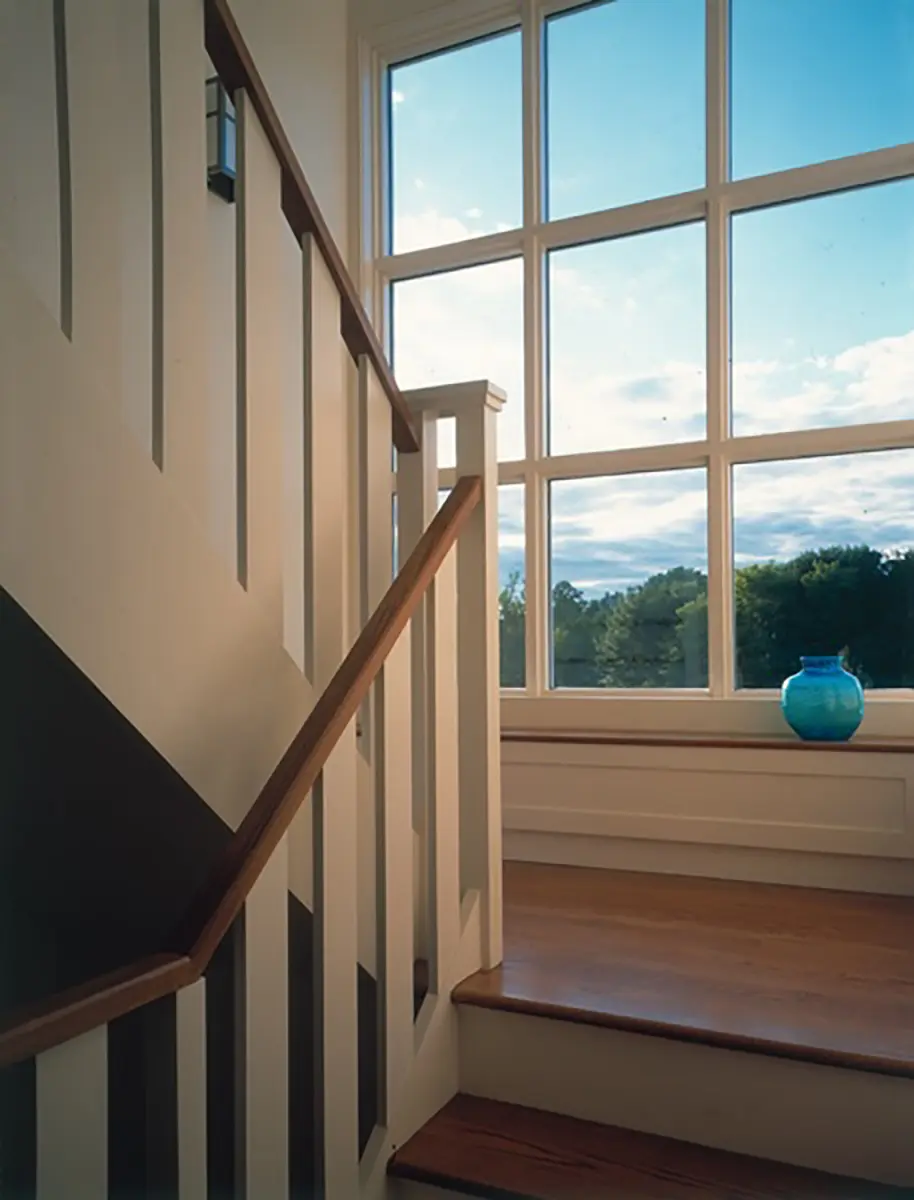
top-left (500, 690), bottom-right (914, 743)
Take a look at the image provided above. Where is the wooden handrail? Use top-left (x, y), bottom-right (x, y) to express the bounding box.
top-left (0, 477), bottom-right (482, 1068)
top-left (204, 0), bottom-right (420, 455)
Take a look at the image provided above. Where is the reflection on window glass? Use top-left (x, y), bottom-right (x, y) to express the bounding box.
top-left (731, 182), bottom-right (914, 437)
top-left (392, 260), bottom-right (525, 467)
top-left (731, 0), bottom-right (914, 180)
top-left (499, 484), bottom-right (525, 688)
top-left (546, 0), bottom-right (704, 220)
top-left (733, 450), bottom-right (914, 690)
top-left (550, 470), bottom-right (708, 688)
top-left (548, 224), bottom-right (706, 456)
top-left (389, 31), bottom-right (522, 254)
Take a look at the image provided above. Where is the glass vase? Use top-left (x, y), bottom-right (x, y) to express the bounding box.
top-left (780, 655), bottom-right (864, 742)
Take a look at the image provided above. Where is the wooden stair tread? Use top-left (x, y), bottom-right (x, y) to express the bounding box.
top-left (452, 864), bottom-right (914, 1077)
top-left (389, 1095), bottom-right (906, 1199)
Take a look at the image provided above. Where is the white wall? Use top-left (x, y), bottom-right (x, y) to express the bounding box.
top-left (232, 0), bottom-right (350, 258)
top-left (0, 0), bottom-right (350, 837)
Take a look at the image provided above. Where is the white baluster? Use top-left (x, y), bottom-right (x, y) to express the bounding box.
top-left (244, 840), bottom-right (289, 1200)
top-left (37, 1025), bottom-right (107, 1200)
top-left (159, 0), bottom-right (208, 515)
top-left (376, 628), bottom-right (415, 1137)
top-left (302, 232), bottom-right (359, 1197)
top-left (397, 409), bottom-right (439, 964)
top-left (314, 737), bottom-right (360, 1199)
top-left (287, 230), bottom-right (348, 914)
top-left (176, 980), bottom-right (208, 1200)
top-left (357, 354), bottom-right (394, 985)
top-left (302, 232), bottom-right (349, 691)
top-left (427, 547), bottom-right (462, 995)
top-left (359, 355), bottom-right (396, 629)
top-left (235, 89), bottom-right (283, 623)
top-left (395, 547), bottom-right (463, 1140)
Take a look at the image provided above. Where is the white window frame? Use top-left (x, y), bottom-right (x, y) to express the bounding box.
top-left (355, 0), bottom-right (914, 738)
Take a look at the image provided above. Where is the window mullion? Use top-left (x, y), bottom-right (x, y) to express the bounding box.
top-left (706, 0), bottom-right (733, 698)
top-left (523, 0), bottom-right (546, 694)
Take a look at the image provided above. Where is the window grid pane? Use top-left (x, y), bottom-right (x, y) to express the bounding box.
top-left (389, 31), bottom-right (523, 254)
top-left (548, 223), bottom-right (707, 457)
top-left (550, 471), bottom-right (708, 690)
top-left (382, 2), bottom-right (914, 701)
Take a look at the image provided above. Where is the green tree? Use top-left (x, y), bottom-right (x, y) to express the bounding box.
top-left (552, 581), bottom-right (610, 688)
top-left (736, 545), bottom-right (914, 688)
top-left (596, 566), bottom-right (708, 687)
top-left (499, 571), bottom-right (526, 688)
top-left (500, 543), bottom-right (914, 692)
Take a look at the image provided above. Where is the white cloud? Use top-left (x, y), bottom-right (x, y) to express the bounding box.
top-left (389, 206), bottom-right (914, 591)
top-left (391, 89), bottom-right (405, 105)
top-left (394, 209), bottom-right (477, 255)
top-left (392, 254), bottom-right (525, 463)
top-left (394, 207), bottom-right (518, 255)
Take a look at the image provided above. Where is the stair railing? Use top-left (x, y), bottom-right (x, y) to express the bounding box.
top-left (0, 0), bottom-right (505, 1195)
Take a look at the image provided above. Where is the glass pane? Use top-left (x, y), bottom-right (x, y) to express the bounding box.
top-left (392, 259), bottom-right (524, 467)
top-left (548, 224), bottom-right (706, 456)
top-left (545, 0), bottom-right (704, 220)
top-left (732, 0), bottom-right (914, 180)
top-left (550, 470), bottom-right (708, 688)
top-left (733, 450), bottom-right (914, 689)
top-left (390, 32), bottom-right (522, 253)
top-left (499, 484), bottom-right (525, 688)
top-left (731, 182), bottom-right (914, 437)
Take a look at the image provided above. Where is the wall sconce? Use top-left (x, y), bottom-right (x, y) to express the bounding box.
top-left (206, 76), bottom-right (236, 202)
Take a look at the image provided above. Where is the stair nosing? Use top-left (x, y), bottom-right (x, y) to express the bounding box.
top-left (451, 985), bottom-right (914, 1079)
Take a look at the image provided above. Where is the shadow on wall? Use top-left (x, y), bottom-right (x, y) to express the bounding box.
top-left (0, 587), bottom-right (380, 1194)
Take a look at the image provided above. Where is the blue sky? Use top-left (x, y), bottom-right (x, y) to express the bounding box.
top-left (389, 0), bottom-right (914, 603)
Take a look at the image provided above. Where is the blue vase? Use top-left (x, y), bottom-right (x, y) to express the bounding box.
top-left (780, 655), bottom-right (864, 742)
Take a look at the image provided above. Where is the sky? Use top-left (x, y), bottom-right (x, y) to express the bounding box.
top-left (388, 0), bottom-right (914, 607)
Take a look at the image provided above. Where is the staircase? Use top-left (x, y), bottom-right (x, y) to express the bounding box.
top-left (390, 862), bottom-right (914, 1197)
top-left (0, 0), bottom-right (502, 1195)
top-left (3, 0), bottom-right (913, 1197)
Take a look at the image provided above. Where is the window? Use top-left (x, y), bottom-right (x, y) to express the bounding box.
top-left (374, 0), bottom-right (914, 714)
top-left (499, 483), bottom-right (526, 688)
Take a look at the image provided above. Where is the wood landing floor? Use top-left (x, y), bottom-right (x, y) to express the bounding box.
top-left (453, 863), bottom-right (914, 1076)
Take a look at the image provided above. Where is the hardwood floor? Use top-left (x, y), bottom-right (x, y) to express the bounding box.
top-left (388, 1095), bottom-right (908, 1198)
top-left (453, 863), bottom-right (914, 1076)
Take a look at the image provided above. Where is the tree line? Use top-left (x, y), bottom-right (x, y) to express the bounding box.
top-left (499, 545), bottom-right (914, 690)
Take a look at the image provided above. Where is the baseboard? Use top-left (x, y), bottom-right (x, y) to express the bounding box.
top-left (458, 1006), bottom-right (914, 1186)
top-left (503, 830), bottom-right (914, 895)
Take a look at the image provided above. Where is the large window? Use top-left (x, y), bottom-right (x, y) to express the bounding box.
top-left (375, 0), bottom-right (914, 718)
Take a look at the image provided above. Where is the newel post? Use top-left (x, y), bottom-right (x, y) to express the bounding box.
top-left (400, 381), bottom-right (505, 969)
top-left (453, 383), bottom-right (504, 968)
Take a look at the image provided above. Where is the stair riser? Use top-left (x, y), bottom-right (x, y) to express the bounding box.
top-left (458, 1006), bottom-right (914, 1187)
